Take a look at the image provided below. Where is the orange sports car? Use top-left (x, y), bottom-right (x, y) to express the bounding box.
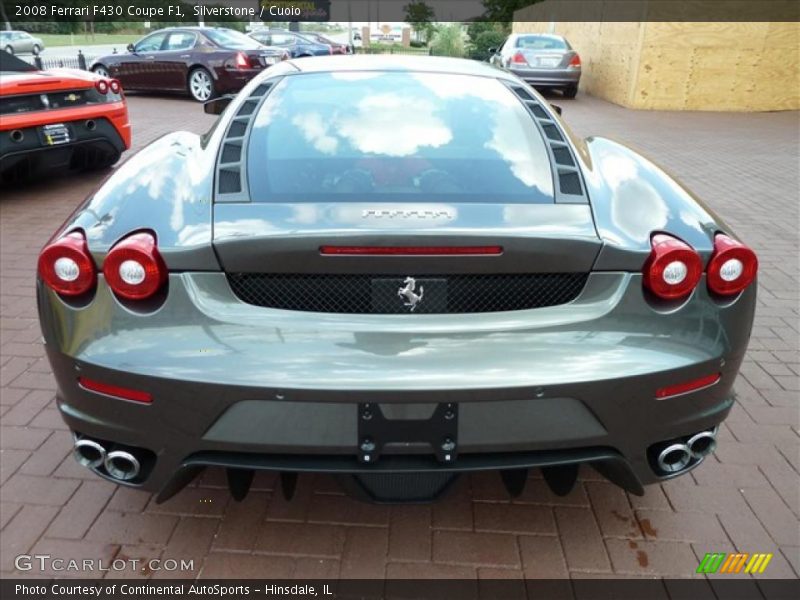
top-left (0, 51), bottom-right (131, 184)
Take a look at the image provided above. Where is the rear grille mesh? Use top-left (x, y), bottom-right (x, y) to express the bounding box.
top-left (226, 273), bottom-right (588, 314)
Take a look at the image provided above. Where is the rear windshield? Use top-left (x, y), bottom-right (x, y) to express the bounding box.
top-left (204, 28), bottom-right (262, 50)
top-left (516, 36), bottom-right (568, 50)
top-left (246, 71), bottom-right (554, 203)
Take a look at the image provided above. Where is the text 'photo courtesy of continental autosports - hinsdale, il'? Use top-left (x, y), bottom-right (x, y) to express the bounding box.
top-left (34, 53), bottom-right (760, 506)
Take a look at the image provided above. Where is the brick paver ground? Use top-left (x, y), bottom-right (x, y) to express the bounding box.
top-left (1, 91), bottom-right (798, 581)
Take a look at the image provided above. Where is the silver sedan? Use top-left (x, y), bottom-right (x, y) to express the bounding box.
top-left (0, 30), bottom-right (45, 55)
top-left (489, 33), bottom-right (581, 98)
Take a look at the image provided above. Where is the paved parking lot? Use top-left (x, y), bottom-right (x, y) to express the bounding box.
top-left (1, 92), bottom-right (798, 582)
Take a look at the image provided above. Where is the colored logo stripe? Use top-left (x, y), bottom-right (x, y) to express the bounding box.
top-left (697, 553), bottom-right (726, 573)
top-left (697, 552), bottom-right (773, 574)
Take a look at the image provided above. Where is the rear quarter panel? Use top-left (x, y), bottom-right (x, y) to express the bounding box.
top-left (56, 130), bottom-right (219, 270)
top-left (578, 136), bottom-right (732, 271)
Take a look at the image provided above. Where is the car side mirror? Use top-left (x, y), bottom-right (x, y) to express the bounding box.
top-left (551, 104), bottom-right (562, 116)
top-left (204, 95), bottom-right (234, 115)
top-left (487, 47), bottom-right (497, 55)
top-left (127, 43), bottom-right (135, 54)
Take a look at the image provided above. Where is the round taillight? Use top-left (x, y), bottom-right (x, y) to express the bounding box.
top-left (38, 231), bottom-right (97, 297)
top-left (643, 234), bottom-right (703, 300)
top-left (102, 232), bottom-right (167, 300)
top-left (109, 79), bottom-right (121, 94)
top-left (95, 79), bottom-right (109, 94)
top-left (707, 233), bottom-right (757, 297)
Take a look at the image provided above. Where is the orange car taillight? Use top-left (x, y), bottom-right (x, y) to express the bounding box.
top-left (706, 233), bottom-right (758, 297)
top-left (569, 54), bottom-right (581, 67)
top-left (95, 79), bottom-right (109, 94)
top-left (38, 231), bottom-right (97, 297)
top-left (109, 79), bottom-right (121, 94)
top-left (103, 232), bottom-right (167, 300)
top-left (511, 52), bottom-right (527, 64)
top-left (642, 234), bottom-right (703, 300)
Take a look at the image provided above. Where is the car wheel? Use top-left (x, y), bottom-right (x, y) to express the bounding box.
top-left (188, 68), bottom-right (215, 102)
top-left (32, 44), bottom-right (41, 55)
top-left (4, 45), bottom-right (13, 55)
top-left (563, 84), bottom-right (578, 99)
top-left (92, 65), bottom-right (110, 78)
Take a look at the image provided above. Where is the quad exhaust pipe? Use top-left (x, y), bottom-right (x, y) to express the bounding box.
top-left (73, 439), bottom-right (106, 469)
top-left (656, 442), bottom-right (692, 473)
top-left (655, 427), bottom-right (718, 474)
top-left (104, 451), bottom-right (140, 481)
top-left (72, 438), bottom-right (141, 481)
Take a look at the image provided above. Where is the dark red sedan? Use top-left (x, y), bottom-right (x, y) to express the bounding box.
top-left (90, 27), bottom-right (288, 102)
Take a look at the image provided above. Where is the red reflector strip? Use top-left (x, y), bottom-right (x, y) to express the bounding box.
top-left (320, 246), bottom-right (503, 256)
top-left (78, 377), bottom-right (152, 404)
top-left (655, 373), bottom-right (720, 399)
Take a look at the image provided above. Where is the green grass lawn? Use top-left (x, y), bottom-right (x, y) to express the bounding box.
top-left (38, 33), bottom-right (140, 48)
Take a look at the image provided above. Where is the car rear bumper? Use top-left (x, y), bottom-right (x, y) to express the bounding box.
top-left (215, 67), bottom-right (276, 93)
top-left (510, 67), bottom-right (581, 87)
top-left (0, 112), bottom-right (129, 181)
top-left (40, 271), bottom-right (755, 499)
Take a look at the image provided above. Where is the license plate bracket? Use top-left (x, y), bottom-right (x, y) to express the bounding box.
top-left (39, 123), bottom-right (71, 146)
top-left (357, 402), bottom-right (458, 464)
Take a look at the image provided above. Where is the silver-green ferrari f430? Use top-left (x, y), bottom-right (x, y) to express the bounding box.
top-left (37, 56), bottom-right (757, 503)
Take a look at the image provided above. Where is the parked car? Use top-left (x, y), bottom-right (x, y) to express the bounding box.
top-left (39, 56), bottom-right (757, 505)
top-left (489, 33), bottom-right (581, 98)
top-left (248, 29), bottom-right (332, 58)
top-left (301, 31), bottom-right (351, 54)
top-left (0, 30), bottom-right (45, 55)
top-left (0, 51), bottom-right (130, 184)
top-left (90, 27), bottom-right (288, 102)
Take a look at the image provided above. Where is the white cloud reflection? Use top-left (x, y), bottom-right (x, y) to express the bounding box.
top-left (336, 93), bottom-right (451, 156)
top-left (274, 73), bottom-right (552, 195)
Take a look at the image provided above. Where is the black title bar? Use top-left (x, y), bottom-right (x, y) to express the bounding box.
top-left (3, 0), bottom-right (800, 23)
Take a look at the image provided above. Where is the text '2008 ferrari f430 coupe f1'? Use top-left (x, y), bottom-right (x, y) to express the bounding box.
top-left (1, 51), bottom-right (130, 185)
top-left (37, 56), bottom-right (757, 504)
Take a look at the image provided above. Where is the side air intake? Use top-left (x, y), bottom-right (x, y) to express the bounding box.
top-left (214, 81), bottom-right (276, 202)
top-left (508, 84), bottom-right (587, 204)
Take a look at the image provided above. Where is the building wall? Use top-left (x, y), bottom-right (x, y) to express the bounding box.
top-left (513, 2), bottom-right (800, 111)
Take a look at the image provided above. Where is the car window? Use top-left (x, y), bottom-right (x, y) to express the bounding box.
top-left (164, 32), bottom-right (196, 51)
top-left (250, 32), bottom-right (269, 44)
top-left (203, 28), bottom-right (262, 50)
top-left (135, 32), bottom-right (167, 53)
top-left (270, 34), bottom-right (296, 46)
top-left (516, 36), bottom-right (567, 50)
top-left (246, 72), bottom-right (554, 204)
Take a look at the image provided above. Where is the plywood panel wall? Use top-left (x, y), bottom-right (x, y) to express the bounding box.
top-left (513, 1), bottom-right (800, 111)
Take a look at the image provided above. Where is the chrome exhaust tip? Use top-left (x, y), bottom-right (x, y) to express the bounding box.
top-left (73, 439), bottom-right (106, 469)
top-left (104, 450), bottom-right (141, 481)
top-left (687, 429), bottom-right (717, 459)
top-left (656, 442), bottom-right (691, 473)
top-left (85, 119), bottom-right (96, 131)
top-left (10, 129), bottom-right (24, 143)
